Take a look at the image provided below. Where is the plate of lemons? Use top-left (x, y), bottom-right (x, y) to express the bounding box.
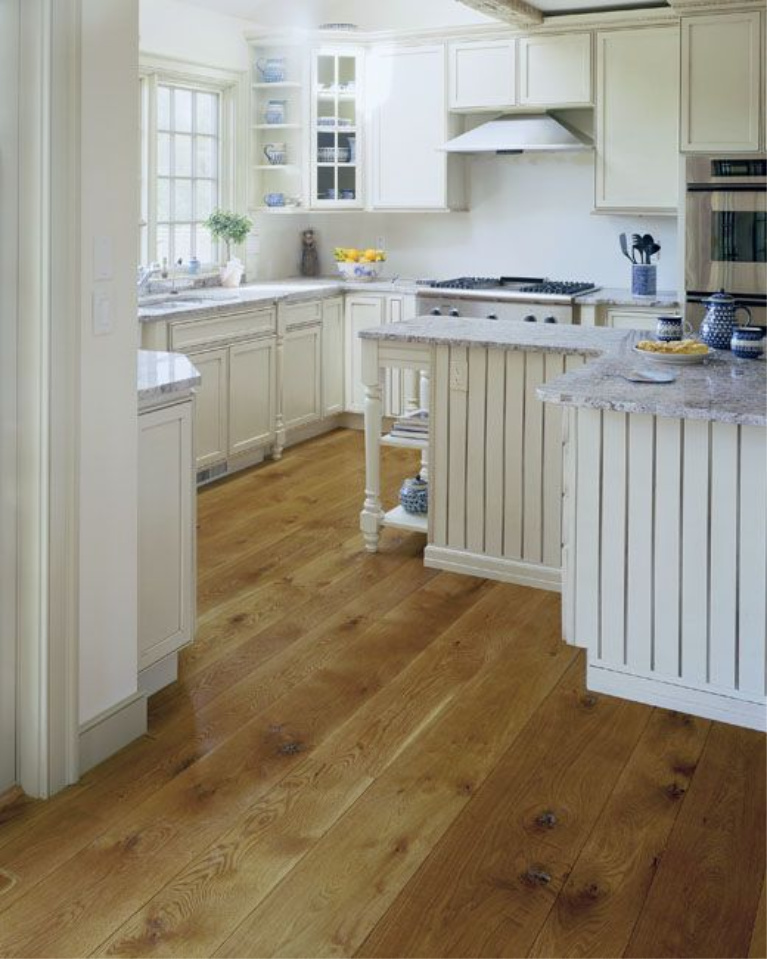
top-left (634, 339), bottom-right (712, 365)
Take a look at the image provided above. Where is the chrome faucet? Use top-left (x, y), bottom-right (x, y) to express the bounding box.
top-left (137, 264), bottom-right (162, 296)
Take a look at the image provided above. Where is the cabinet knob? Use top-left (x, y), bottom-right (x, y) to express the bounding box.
top-left (524, 314), bottom-right (537, 323)
top-left (544, 315), bottom-right (558, 324)
top-left (430, 308), bottom-right (442, 316)
top-left (487, 313), bottom-right (499, 320)
top-left (449, 309), bottom-right (460, 318)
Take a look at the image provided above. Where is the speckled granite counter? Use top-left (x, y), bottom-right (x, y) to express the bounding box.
top-left (539, 346), bottom-right (766, 427)
top-left (360, 316), bottom-right (765, 426)
top-left (574, 287), bottom-right (681, 308)
top-left (360, 315), bottom-right (631, 355)
top-left (138, 277), bottom-right (422, 323)
top-left (138, 350), bottom-right (201, 407)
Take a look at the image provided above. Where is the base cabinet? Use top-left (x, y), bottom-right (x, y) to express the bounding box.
top-left (228, 338), bottom-right (276, 456)
top-left (138, 400), bottom-right (195, 671)
top-left (681, 12), bottom-right (762, 153)
top-left (595, 26), bottom-right (680, 213)
top-left (283, 324), bottom-right (322, 430)
top-left (187, 347), bottom-right (228, 469)
top-left (322, 296), bottom-right (345, 416)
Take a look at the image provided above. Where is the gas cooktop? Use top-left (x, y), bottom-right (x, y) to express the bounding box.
top-left (427, 276), bottom-right (599, 298)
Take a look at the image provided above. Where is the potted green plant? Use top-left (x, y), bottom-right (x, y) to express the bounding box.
top-left (203, 209), bottom-right (253, 288)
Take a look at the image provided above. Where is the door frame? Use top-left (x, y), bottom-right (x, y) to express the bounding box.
top-left (12, 0), bottom-right (81, 798)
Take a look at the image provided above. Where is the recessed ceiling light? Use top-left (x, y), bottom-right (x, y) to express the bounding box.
top-left (318, 22), bottom-right (358, 31)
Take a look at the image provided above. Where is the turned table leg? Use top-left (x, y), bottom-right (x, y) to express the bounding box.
top-left (360, 340), bottom-right (384, 553)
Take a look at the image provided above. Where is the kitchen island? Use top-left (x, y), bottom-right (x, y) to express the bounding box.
top-left (359, 318), bottom-right (766, 729)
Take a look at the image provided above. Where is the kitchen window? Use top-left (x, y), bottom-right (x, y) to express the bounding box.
top-left (139, 60), bottom-right (245, 268)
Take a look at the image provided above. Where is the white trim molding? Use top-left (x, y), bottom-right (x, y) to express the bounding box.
top-left (424, 545), bottom-right (562, 592)
top-left (79, 692), bottom-right (147, 775)
top-left (15, 0), bottom-right (82, 798)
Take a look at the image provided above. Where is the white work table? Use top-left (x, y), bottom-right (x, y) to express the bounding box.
top-left (359, 316), bottom-right (766, 731)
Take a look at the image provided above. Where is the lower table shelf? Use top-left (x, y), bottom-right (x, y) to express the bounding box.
top-left (382, 505), bottom-right (428, 534)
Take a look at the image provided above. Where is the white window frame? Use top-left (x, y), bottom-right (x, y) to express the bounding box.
top-left (139, 55), bottom-right (248, 267)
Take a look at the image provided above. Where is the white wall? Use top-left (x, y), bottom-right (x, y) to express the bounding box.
top-left (139, 0), bottom-right (254, 69)
top-left (263, 151), bottom-right (679, 291)
top-left (79, 0), bottom-right (141, 724)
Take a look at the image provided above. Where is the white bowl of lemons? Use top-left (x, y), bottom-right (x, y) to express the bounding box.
top-left (335, 248), bottom-right (386, 282)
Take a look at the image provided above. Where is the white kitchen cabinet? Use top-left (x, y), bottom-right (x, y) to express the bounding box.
top-left (322, 296), bottom-right (345, 416)
top-left (186, 347), bottom-right (228, 469)
top-left (346, 294), bottom-right (385, 413)
top-left (519, 33), bottom-right (592, 107)
top-left (595, 26), bottom-right (680, 214)
top-left (283, 323), bottom-right (322, 430)
top-left (681, 12), bottom-right (762, 153)
top-left (448, 38), bottom-right (516, 112)
top-left (369, 44), bottom-right (464, 211)
top-left (228, 338), bottom-right (276, 456)
top-left (138, 400), bottom-right (195, 671)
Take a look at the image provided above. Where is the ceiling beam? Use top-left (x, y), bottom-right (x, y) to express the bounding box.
top-left (458, 0), bottom-right (544, 26)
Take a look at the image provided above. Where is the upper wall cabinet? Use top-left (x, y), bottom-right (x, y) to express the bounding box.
top-left (369, 45), bottom-right (464, 211)
top-left (448, 38), bottom-right (516, 112)
top-left (680, 12), bottom-right (762, 153)
top-left (595, 26), bottom-right (680, 214)
top-left (518, 33), bottom-right (592, 107)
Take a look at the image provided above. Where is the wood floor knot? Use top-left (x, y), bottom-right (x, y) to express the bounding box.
top-left (579, 693), bottom-right (599, 709)
top-left (534, 810), bottom-right (558, 829)
top-left (277, 741), bottom-right (305, 756)
top-left (664, 781), bottom-right (687, 800)
top-left (523, 865), bottom-right (553, 887)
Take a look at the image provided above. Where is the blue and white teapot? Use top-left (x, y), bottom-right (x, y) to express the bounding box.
top-left (699, 289), bottom-right (753, 351)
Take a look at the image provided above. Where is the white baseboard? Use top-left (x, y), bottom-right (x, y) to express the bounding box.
top-left (587, 664), bottom-right (767, 732)
top-left (424, 545), bottom-right (562, 593)
top-left (79, 691), bottom-right (147, 775)
top-left (138, 652), bottom-right (178, 697)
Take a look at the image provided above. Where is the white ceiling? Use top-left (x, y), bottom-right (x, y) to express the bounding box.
top-left (175, 0), bottom-right (669, 28)
top-left (175, 0), bottom-right (495, 30)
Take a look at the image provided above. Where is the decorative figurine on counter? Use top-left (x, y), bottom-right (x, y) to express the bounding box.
top-left (300, 228), bottom-right (320, 278)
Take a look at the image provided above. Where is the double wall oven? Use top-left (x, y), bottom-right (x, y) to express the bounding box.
top-left (686, 155), bottom-right (767, 327)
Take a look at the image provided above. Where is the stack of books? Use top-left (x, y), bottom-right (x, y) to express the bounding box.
top-left (390, 409), bottom-right (429, 440)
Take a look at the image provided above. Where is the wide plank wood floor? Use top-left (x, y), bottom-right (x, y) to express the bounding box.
top-left (0, 428), bottom-right (764, 959)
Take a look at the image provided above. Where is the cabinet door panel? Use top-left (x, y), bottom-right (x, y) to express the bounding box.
top-left (595, 26), bottom-right (679, 213)
top-left (449, 39), bottom-right (516, 111)
top-left (322, 297), bottom-right (345, 417)
top-left (138, 402), bottom-right (194, 669)
top-left (519, 33), bottom-right (592, 107)
top-left (681, 12), bottom-right (762, 153)
top-left (345, 295), bottom-right (385, 413)
top-left (284, 325), bottom-right (322, 430)
top-left (188, 347), bottom-right (228, 469)
top-left (229, 338), bottom-right (276, 456)
top-left (370, 45), bottom-right (449, 209)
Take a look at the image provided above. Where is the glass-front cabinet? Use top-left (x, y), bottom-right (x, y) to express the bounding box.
top-left (311, 49), bottom-right (363, 208)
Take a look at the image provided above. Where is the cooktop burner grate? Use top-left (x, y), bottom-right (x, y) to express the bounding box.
top-left (516, 280), bottom-right (598, 295)
top-left (429, 277), bottom-right (500, 290)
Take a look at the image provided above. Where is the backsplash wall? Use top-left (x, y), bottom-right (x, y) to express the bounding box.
top-left (255, 150), bottom-right (680, 291)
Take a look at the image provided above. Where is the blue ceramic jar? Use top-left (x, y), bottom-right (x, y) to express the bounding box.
top-left (731, 325), bottom-right (765, 359)
top-left (399, 475), bottom-right (428, 515)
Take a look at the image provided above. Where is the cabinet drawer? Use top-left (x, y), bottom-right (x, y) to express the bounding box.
top-left (607, 309), bottom-right (677, 331)
top-left (170, 308), bottom-right (276, 350)
top-left (281, 299), bottom-right (323, 330)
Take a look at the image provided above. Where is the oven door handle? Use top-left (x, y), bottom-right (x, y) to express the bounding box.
top-left (687, 183), bottom-right (767, 193)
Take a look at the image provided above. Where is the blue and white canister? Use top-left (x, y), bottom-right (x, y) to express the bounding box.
top-left (631, 264), bottom-right (657, 297)
top-left (399, 475), bottom-right (428, 515)
top-left (731, 325), bottom-right (765, 359)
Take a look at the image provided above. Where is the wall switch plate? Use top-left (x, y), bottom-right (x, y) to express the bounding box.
top-left (92, 289), bottom-right (113, 335)
top-left (450, 359), bottom-right (468, 392)
top-left (376, 235), bottom-right (386, 252)
top-left (93, 235), bottom-right (113, 281)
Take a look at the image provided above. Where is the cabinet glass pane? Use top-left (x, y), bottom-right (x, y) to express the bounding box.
top-left (317, 166), bottom-right (336, 200)
top-left (338, 56), bottom-right (356, 89)
top-left (317, 55), bottom-right (335, 89)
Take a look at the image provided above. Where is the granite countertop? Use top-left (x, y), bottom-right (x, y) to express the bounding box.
top-left (360, 316), bottom-right (766, 426)
top-left (138, 350), bottom-right (201, 407)
top-left (138, 277), bottom-right (423, 323)
top-left (539, 346), bottom-right (766, 427)
top-left (574, 287), bottom-right (682, 308)
top-left (360, 316), bottom-right (631, 355)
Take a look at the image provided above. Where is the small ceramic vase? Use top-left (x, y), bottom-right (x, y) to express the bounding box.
top-left (220, 257), bottom-right (244, 288)
top-left (399, 475), bottom-right (428, 515)
top-left (731, 325), bottom-right (765, 359)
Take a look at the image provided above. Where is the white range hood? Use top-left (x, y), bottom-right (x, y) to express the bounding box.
top-left (443, 113), bottom-right (593, 154)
